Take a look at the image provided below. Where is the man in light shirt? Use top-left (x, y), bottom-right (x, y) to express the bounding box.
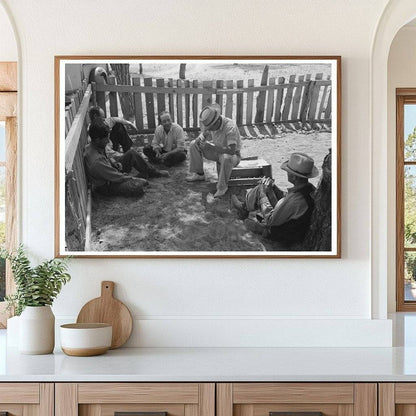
top-left (186, 104), bottom-right (242, 198)
top-left (143, 111), bottom-right (187, 167)
top-left (231, 152), bottom-right (318, 246)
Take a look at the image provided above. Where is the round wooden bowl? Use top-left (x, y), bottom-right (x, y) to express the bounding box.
top-left (60, 323), bottom-right (112, 357)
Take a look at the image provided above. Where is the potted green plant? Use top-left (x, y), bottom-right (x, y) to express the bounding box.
top-left (2, 245), bottom-right (71, 354)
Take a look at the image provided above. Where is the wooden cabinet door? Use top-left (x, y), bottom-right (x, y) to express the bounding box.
top-left (56, 383), bottom-right (215, 416)
top-left (0, 383), bottom-right (53, 416)
top-left (379, 383), bottom-right (416, 416)
top-left (217, 383), bottom-right (377, 416)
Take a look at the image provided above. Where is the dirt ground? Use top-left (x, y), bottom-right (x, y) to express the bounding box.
top-left (89, 131), bottom-right (331, 252)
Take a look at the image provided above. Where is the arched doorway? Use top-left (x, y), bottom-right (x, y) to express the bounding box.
top-left (0, 1), bottom-right (18, 327)
top-left (371, 0), bottom-right (416, 319)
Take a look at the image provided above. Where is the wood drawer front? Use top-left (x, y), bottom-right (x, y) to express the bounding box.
top-left (233, 384), bottom-right (354, 404)
top-left (78, 383), bottom-right (200, 404)
top-left (379, 383), bottom-right (416, 416)
top-left (0, 383), bottom-right (39, 403)
top-left (0, 383), bottom-right (53, 416)
top-left (218, 384), bottom-right (376, 416)
top-left (57, 383), bottom-right (215, 416)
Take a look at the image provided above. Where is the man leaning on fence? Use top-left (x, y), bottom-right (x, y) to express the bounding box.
top-left (186, 104), bottom-right (242, 198)
top-left (143, 111), bottom-right (187, 167)
top-left (84, 121), bottom-right (154, 197)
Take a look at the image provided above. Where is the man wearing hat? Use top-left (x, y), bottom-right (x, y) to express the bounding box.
top-left (231, 152), bottom-right (319, 246)
top-left (187, 104), bottom-right (242, 198)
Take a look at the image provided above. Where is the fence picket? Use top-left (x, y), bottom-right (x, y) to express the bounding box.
top-left (291, 75), bottom-right (304, 120)
top-left (156, 78), bottom-right (166, 115)
top-left (300, 74), bottom-right (312, 123)
top-left (317, 75), bottom-right (331, 120)
top-left (108, 75), bottom-right (118, 117)
top-left (168, 78), bottom-right (175, 122)
top-left (144, 77), bottom-right (156, 129)
top-left (176, 79), bottom-right (183, 126)
top-left (265, 77), bottom-right (275, 123)
top-left (274, 77), bottom-right (285, 122)
top-left (216, 80), bottom-right (224, 113)
top-left (132, 76), bottom-right (144, 131)
top-left (237, 80), bottom-right (244, 126)
top-left (225, 80), bottom-right (233, 118)
top-left (246, 79), bottom-right (254, 125)
top-left (282, 75), bottom-right (296, 121)
top-left (324, 89), bottom-right (332, 119)
top-left (255, 65), bottom-right (269, 123)
top-left (308, 73), bottom-right (323, 121)
top-left (192, 79), bottom-right (199, 128)
top-left (202, 80), bottom-right (213, 107)
top-left (185, 79), bottom-right (191, 129)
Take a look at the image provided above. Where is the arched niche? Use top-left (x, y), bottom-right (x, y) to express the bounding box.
top-left (371, 0), bottom-right (416, 319)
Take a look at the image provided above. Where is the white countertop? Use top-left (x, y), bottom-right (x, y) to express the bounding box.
top-left (2, 328), bottom-right (416, 382)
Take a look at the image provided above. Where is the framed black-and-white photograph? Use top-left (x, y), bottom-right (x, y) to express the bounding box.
top-left (55, 56), bottom-right (341, 258)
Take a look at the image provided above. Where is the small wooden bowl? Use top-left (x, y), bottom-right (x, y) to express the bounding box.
top-left (60, 323), bottom-right (112, 356)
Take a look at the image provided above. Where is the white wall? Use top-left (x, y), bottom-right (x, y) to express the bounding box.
top-left (387, 25), bottom-right (416, 312)
top-left (0, 0), bottom-right (394, 346)
top-left (0, 3), bottom-right (17, 61)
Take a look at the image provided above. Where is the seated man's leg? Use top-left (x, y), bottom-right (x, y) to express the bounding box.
top-left (119, 149), bottom-right (168, 178)
top-left (215, 154), bottom-right (240, 197)
top-left (108, 178), bottom-right (146, 197)
top-left (110, 123), bottom-right (133, 152)
top-left (163, 149), bottom-right (187, 167)
top-left (188, 140), bottom-right (205, 175)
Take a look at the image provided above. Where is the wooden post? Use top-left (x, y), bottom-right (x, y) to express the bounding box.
top-left (202, 80), bottom-right (213, 107)
top-left (179, 63), bottom-right (186, 79)
top-left (225, 80), bottom-right (234, 119)
top-left (132, 76), bottom-right (144, 131)
top-left (185, 79), bottom-right (191, 129)
top-left (265, 77), bottom-right (275, 123)
top-left (108, 75), bottom-right (118, 117)
top-left (91, 81), bottom-right (97, 107)
top-left (144, 77), bottom-right (156, 129)
top-left (216, 80), bottom-right (224, 113)
top-left (192, 79), bottom-right (199, 128)
top-left (236, 80), bottom-right (244, 126)
top-left (254, 64), bottom-right (269, 123)
top-left (177, 79), bottom-right (183, 126)
top-left (246, 79), bottom-right (255, 125)
top-left (168, 78), bottom-right (175, 122)
top-left (156, 78), bottom-right (166, 116)
top-left (274, 77), bottom-right (285, 123)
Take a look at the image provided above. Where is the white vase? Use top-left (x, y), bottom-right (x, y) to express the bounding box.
top-left (19, 306), bottom-right (55, 354)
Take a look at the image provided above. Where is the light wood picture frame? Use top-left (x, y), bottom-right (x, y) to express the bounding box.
top-left (55, 56), bottom-right (341, 258)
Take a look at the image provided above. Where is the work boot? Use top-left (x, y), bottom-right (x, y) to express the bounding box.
top-left (231, 195), bottom-right (249, 220)
top-left (186, 172), bottom-right (205, 182)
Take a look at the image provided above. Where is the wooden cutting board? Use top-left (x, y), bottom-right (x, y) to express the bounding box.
top-left (76, 281), bottom-right (133, 349)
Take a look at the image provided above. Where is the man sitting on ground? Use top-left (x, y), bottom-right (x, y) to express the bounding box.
top-left (186, 104), bottom-right (242, 198)
top-left (143, 111), bottom-right (187, 167)
top-left (84, 121), bottom-right (166, 197)
top-left (231, 152), bottom-right (318, 247)
top-left (89, 105), bottom-right (136, 154)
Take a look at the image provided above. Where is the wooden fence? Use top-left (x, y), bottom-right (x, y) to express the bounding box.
top-left (64, 83), bottom-right (92, 251)
top-left (93, 73), bottom-right (332, 134)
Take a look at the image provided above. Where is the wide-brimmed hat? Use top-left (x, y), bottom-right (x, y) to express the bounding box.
top-left (281, 152), bottom-right (319, 178)
top-left (200, 104), bottom-right (221, 128)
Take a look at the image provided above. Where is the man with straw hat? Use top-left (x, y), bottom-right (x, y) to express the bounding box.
top-left (186, 104), bottom-right (242, 198)
top-left (231, 152), bottom-right (319, 246)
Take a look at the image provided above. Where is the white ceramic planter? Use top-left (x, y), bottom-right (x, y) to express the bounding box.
top-left (6, 315), bottom-right (20, 347)
top-left (19, 305), bottom-right (55, 354)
